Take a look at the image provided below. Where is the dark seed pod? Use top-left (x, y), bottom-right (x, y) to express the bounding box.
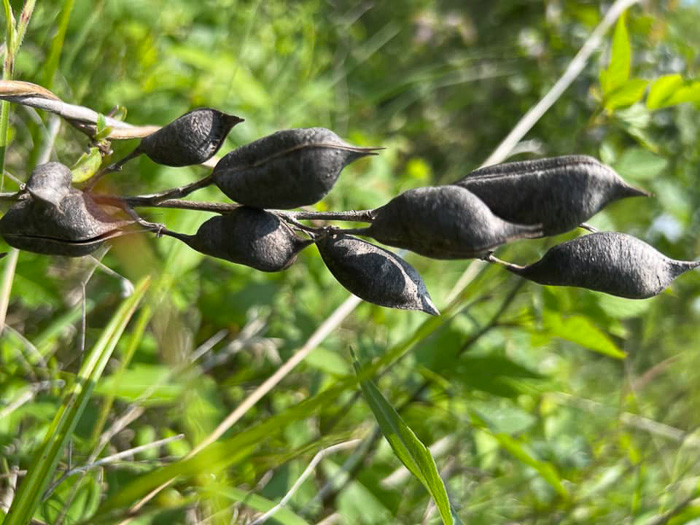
top-left (24, 162), bottom-right (73, 206)
top-left (121, 109), bottom-right (244, 168)
top-left (364, 186), bottom-right (542, 259)
top-left (212, 127), bottom-right (381, 209)
top-left (453, 156), bottom-right (650, 236)
top-left (172, 207), bottom-right (312, 272)
top-left (316, 233), bottom-right (439, 315)
top-left (0, 164), bottom-right (130, 256)
top-left (498, 231), bottom-right (700, 299)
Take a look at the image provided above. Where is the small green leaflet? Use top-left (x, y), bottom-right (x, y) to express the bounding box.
top-left (70, 147), bottom-right (103, 183)
top-left (352, 351), bottom-right (460, 525)
top-left (600, 12), bottom-right (631, 96)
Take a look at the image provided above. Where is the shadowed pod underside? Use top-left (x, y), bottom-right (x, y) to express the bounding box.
top-left (493, 231), bottom-right (699, 299)
top-left (453, 155), bottom-right (650, 235)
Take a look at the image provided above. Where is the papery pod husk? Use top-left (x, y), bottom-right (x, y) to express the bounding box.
top-left (132, 108), bottom-right (244, 167)
top-left (453, 155), bottom-right (650, 236)
top-left (212, 127), bottom-right (380, 209)
top-left (0, 163), bottom-right (131, 256)
top-left (177, 207), bottom-right (312, 272)
top-left (366, 186), bottom-right (542, 259)
top-left (502, 231), bottom-right (700, 299)
top-left (316, 233), bottom-right (439, 315)
top-left (0, 197), bottom-right (130, 256)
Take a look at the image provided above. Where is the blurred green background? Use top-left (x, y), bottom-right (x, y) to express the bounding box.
top-left (1, 0), bottom-right (700, 523)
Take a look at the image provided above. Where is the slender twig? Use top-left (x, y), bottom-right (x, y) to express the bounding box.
top-left (248, 440), bottom-right (362, 525)
top-left (116, 196), bottom-right (377, 224)
top-left (44, 434), bottom-right (185, 499)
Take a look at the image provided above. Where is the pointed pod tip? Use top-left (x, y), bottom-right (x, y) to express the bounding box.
top-left (421, 297), bottom-right (440, 316)
top-left (628, 185), bottom-right (653, 198)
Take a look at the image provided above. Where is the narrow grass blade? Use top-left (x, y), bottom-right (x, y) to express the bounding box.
top-left (3, 276), bottom-right (150, 525)
top-left (353, 352), bottom-right (457, 525)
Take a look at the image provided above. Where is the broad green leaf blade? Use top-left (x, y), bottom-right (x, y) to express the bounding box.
top-left (4, 277), bottom-right (150, 525)
top-left (647, 74), bottom-right (685, 109)
top-left (600, 12), bottom-right (631, 95)
top-left (665, 79), bottom-right (700, 107)
top-left (70, 147), bottom-right (103, 183)
top-left (604, 79), bottom-right (648, 111)
top-left (542, 312), bottom-right (626, 359)
top-left (353, 355), bottom-right (456, 525)
top-left (613, 147), bottom-right (668, 181)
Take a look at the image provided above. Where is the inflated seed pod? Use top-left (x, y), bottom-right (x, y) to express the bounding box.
top-left (212, 128), bottom-right (381, 209)
top-left (453, 156), bottom-right (650, 236)
top-left (496, 231), bottom-right (700, 299)
top-left (316, 233), bottom-right (439, 315)
top-left (169, 207), bottom-right (312, 272)
top-left (0, 164), bottom-right (131, 256)
top-left (24, 162), bottom-right (73, 206)
top-left (363, 186), bottom-right (542, 259)
top-left (115, 109), bottom-right (244, 168)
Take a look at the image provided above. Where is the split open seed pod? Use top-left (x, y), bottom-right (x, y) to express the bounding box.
top-left (494, 231), bottom-right (699, 299)
top-left (316, 233), bottom-right (438, 315)
top-left (364, 185), bottom-right (542, 259)
top-left (0, 163), bottom-right (132, 256)
top-left (212, 127), bottom-right (381, 209)
top-left (453, 156), bottom-right (650, 236)
top-left (169, 207), bottom-right (312, 272)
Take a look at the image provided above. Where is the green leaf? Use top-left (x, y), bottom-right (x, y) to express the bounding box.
top-left (613, 147), bottom-right (668, 181)
top-left (604, 79), bottom-right (648, 111)
top-left (207, 485), bottom-right (310, 525)
top-left (70, 147), bottom-right (103, 183)
top-left (452, 355), bottom-right (544, 398)
top-left (600, 12), bottom-right (631, 95)
top-left (664, 80), bottom-right (700, 107)
top-left (647, 74), bottom-right (685, 109)
top-left (542, 312), bottom-right (626, 359)
top-left (93, 364), bottom-right (185, 404)
top-left (490, 432), bottom-right (568, 498)
top-left (353, 352), bottom-right (457, 525)
top-left (4, 277), bottom-right (150, 525)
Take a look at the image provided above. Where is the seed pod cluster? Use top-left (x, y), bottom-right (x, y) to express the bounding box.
top-left (125, 108), bottom-right (244, 167)
top-left (213, 128), bottom-right (380, 209)
top-left (453, 156), bottom-right (650, 236)
top-left (170, 207), bottom-right (312, 272)
top-left (0, 163), bottom-right (130, 256)
top-left (498, 232), bottom-right (699, 299)
top-left (365, 185), bottom-right (542, 259)
top-left (316, 233), bottom-right (439, 315)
